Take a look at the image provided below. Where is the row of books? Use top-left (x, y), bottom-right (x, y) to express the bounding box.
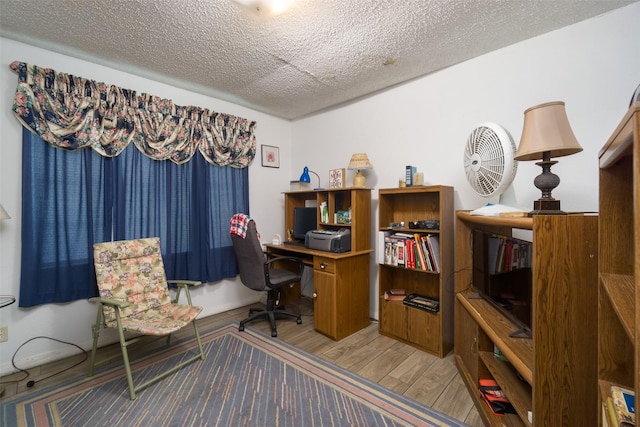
top-left (602, 382), bottom-right (635, 427)
top-left (380, 231), bottom-right (441, 272)
top-left (383, 290), bottom-right (440, 313)
top-left (487, 235), bottom-right (532, 274)
top-left (478, 379), bottom-right (516, 417)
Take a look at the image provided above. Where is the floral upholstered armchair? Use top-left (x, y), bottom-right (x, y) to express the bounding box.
top-left (89, 237), bottom-right (205, 400)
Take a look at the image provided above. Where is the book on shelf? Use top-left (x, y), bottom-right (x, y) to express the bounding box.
top-left (478, 379), bottom-right (516, 417)
top-left (384, 289), bottom-right (406, 301)
top-left (606, 397), bottom-right (635, 427)
top-left (393, 232), bottom-right (415, 239)
top-left (402, 293), bottom-right (439, 312)
top-left (380, 231), bottom-right (441, 273)
top-left (377, 231), bottom-right (391, 264)
top-left (601, 381), bottom-right (635, 427)
top-left (405, 165), bottom-right (416, 186)
top-left (610, 385), bottom-right (635, 427)
top-left (396, 238), bottom-right (406, 267)
top-left (425, 234), bottom-right (440, 272)
top-left (405, 239), bottom-right (415, 269)
top-left (413, 234), bottom-right (427, 270)
top-left (384, 235), bottom-right (398, 266)
top-left (382, 233), bottom-right (413, 266)
top-left (419, 235), bottom-right (432, 271)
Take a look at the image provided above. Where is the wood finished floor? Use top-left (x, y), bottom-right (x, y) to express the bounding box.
top-left (0, 297), bottom-right (483, 426)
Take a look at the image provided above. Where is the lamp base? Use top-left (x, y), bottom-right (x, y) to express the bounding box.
top-left (528, 153), bottom-right (567, 216)
top-left (528, 198), bottom-right (566, 216)
top-left (353, 170), bottom-right (366, 188)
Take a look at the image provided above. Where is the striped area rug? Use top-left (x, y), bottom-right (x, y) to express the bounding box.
top-left (3, 322), bottom-right (468, 426)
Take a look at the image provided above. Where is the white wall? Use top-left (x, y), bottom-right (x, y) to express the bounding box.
top-left (291, 3), bottom-right (640, 319)
top-left (0, 38), bottom-right (294, 374)
top-left (1, 2), bottom-right (639, 375)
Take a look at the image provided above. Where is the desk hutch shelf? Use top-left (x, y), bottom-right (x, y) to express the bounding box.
top-left (283, 188), bottom-right (371, 251)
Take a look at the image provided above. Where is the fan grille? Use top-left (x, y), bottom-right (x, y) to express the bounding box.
top-left (464, 123), bottom-right (517, 197)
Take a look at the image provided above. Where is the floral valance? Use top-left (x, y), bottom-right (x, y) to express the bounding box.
top-left (9, 61), bottom-right (256, 168)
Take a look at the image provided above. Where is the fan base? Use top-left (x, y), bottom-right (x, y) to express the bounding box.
top-left (528, 198), bottom-right (567, 216)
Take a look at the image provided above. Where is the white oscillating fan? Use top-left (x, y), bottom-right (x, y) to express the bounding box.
top-left (464, 123), bottom-right (519, 214)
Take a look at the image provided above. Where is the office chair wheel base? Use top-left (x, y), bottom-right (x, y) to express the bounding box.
top-left (296, 317), bottom-right (302, 324)
top-left (271, 331), bottom-right (277, 337)
top-left (239, 324), bottom-right (245, 332)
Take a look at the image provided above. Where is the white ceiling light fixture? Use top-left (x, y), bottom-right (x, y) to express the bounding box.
top-left (232, 0), bottom-right (295, 15)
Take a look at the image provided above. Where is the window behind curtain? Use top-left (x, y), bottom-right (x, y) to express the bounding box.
top-left (19, 129), bottom-right (248, 308)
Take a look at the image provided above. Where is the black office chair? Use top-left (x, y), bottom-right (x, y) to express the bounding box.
top-left (230, 214), bottom-right (304, 337)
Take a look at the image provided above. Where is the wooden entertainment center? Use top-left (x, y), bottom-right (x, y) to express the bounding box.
top-left (454, 212), bottom-right (598, 426)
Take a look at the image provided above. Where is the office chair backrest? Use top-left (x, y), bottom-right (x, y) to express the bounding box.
top-left (231, 220), bottom-right (268, 291)
top-left (94, 237), bottom-right (171, 325)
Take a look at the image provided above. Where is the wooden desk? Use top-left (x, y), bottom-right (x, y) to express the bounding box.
top-left (266, 243), bottom-right (373, 340)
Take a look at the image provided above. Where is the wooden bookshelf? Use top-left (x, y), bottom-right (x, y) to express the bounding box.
top-left (597, 103), bottom-right (639, 425)
top-left (377, 185), bottom-right (454, 357)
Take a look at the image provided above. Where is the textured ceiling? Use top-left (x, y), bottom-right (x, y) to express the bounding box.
top-left (1, 0), bottom-right (636, 119)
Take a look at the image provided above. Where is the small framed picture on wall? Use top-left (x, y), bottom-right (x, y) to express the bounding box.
top-left (329, 168), bottom-right (345, 188)
top-left (261, 145), bottom-right (280, 168)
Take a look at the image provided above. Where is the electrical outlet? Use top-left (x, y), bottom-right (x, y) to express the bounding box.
top-left (0, 326), bottom-right (8, 343)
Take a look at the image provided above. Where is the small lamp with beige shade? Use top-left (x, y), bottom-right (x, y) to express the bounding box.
top-left (347, 153), bottom-right (372, 188)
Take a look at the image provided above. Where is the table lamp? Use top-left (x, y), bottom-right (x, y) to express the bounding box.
top-left (299, 166), bottom-right (321, 190)
top-left (347, 153), bottom-right (372, 188)
top-left (515, 101), bottom-right (582, 215)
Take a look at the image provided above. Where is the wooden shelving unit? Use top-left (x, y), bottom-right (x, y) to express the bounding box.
top-left (455, 211), bottom-right (598, 426)
top-left (597, 103), bottom-right (639, 425)
top-left (377, 185), bottom-right (454, 357)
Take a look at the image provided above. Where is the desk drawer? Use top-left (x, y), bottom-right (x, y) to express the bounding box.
top-left (314, 257), bottom-right (336, 274)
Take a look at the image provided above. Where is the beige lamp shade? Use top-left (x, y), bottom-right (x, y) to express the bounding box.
top-left (348, 153), bottom-right (372, 188)
top-left (347, 153), bottom-right (372, 170)
top-left (515, 101), bottom-right (583, 161)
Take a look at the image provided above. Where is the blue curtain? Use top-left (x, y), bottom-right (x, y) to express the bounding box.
top-left (19, 130), bottom-right (248, 307)
top-left (112, 145), bottom-right (247, 282)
